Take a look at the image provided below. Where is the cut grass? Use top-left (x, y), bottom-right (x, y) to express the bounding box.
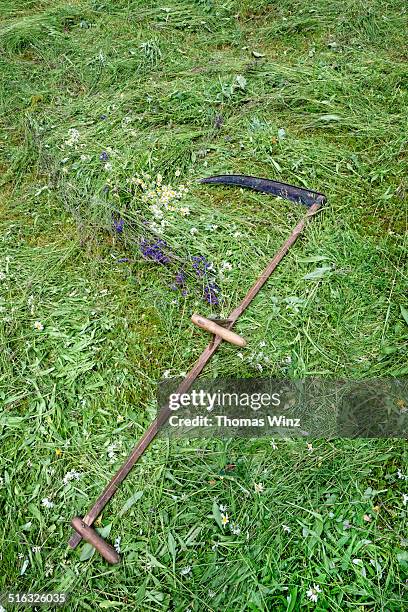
top-left (0, 0), bottom-right (407, 609)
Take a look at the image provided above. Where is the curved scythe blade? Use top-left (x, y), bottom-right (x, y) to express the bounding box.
top-left (199, 174), bottom-right (326, 208)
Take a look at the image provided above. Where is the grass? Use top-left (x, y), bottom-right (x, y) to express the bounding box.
top-left (0, 0), bottom-right (407, 609)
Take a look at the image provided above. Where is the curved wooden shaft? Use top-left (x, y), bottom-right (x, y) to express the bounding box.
top-left (71, 517), bottom-right (120, 564)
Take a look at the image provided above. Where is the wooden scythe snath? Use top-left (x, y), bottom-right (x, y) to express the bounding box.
top-left (68, 174), bottom-right (327, 563)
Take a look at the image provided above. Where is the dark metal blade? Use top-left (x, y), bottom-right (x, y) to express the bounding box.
top-left (199, 174), bottom-right (326, 207)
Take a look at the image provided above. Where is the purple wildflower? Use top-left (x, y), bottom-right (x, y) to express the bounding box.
top-left (169, 269), bottom-right (187, 293)
top-left (103, 185), bottom-right (110, 194)
top-left (100, 114), bottom-right (107, 120)
top-left (100, 151), bottom-right (109, 161)
top-left (113, 217), bottom-right (124, 234)
top-left (117, 258), bottom-right (129, 263)
top-left (140, 239), bottom-right (171, 264)
top-left (192, 255), bottom-right (211, 278)
top-left (203, 282), bottom-right (220, 305)
top-left (175, 269), bottom-right (186, 286)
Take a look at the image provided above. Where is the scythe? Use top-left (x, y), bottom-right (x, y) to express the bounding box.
top-left (68, 174), bottom-right (327, 563)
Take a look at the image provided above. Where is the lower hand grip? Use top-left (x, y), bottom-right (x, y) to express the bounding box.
top-left (71, 517), bottom-right (120, 564)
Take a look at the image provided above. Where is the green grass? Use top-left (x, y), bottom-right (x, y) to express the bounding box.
top-left (0, 0), bottom-right (407, 609)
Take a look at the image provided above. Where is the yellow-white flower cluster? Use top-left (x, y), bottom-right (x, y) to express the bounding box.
top-left (130, 174), bottom-right (190, 218)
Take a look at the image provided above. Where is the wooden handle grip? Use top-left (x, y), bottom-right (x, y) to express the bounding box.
top-left (191, 314), bottom-right (246, 347)
top-left (71, 517), bottom-right (120, 564)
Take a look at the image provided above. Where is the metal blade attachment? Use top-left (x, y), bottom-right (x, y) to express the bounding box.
top-left (199, 174), bottom-right (326, 208)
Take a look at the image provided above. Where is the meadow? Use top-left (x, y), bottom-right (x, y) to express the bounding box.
top-left (0, 0), bottom-right (407, 609)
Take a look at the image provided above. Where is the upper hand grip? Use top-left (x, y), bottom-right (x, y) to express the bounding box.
top-left (191, 314), bottom-right (247, 347)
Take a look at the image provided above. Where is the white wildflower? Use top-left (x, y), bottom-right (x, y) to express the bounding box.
top-left (221, 262), bottom-right (233, 272)
top-left (63, 470), bottom-right (82, 485)
top-left (180, 565), bottom-right (191, 576)
top-left (32, 546), bottom-right (41, 553)
top-left (175, 169), bottom-right (181, 177)
top-left (107, 443), bottom-right (117, 459)
top-left (221, 513), bottom-right (229, 526)
top-left (114, 536), bottom-right (121, 553)
top-left (190, 227), bottom-right (198, 235)
top-left (219, 504), bottom-right (227, 512)
top-left (237, 352), bottom-right (244, 360)
top-left (270, 440), bottom-right (277, 450)
top-left (397, 469), bottom-right (407, 480)
top-left (306, 584), bottom-right (322, 603)
top-left (282, 524), bottom-right (291, 533)
top-left (104, 162), bottom-right (113, 171)
top-left (259, 340), bottom-right (266, 347)
top-left (151, 204), bottom-right (163, 219)
top-left (144, 189), bottom-right (156, 201)
top-left (45, 562), bottom-right (53, 577)
top-left (254, 482), bottom-right (264, 493)
top-left (403, 494), bottom-right (408, 506)
top-left (34, 320), bottom-right (44, 331)
top-left (230, 523), bottom-right (241, 535)
top-left (64, 128), bottom-right (80, 146)
top-left (149, 221), bottom-right (164, 234)
top-left (41, 498), bottom-right (54, 508)
top-left (307, 443), bottom-right (314, 452)
top-left (163, 370), bottom-right (171, 378)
